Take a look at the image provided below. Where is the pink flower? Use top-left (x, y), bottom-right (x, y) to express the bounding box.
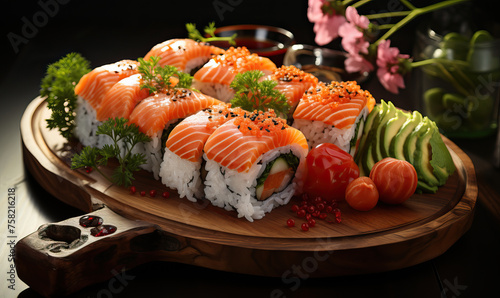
top-left (345, 53), bottom-right (374, 73)
top-left (338, 6), bottom-right (370, 55)
top-left (345, 6), bottom-right (369, 29)
top-left (338, 22), bottom-right (369, 55)
top-left (307, 0), bottom-right (346, 45)
top-left (376, 40), bottom-right (410, 94)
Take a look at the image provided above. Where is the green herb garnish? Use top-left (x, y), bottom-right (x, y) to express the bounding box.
top-left (138, 56), bottom-right (193, 93)
top-left (230, 70), bottom-right (290, 117)
top-left (186, 22), bottom-right (236, 45)
top-left (71, 117), bottom-right (151, 187)
top-left (41, 53), bottom-right (91, 140)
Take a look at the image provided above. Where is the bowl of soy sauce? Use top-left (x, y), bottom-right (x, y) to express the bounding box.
top-left (211, 24), bottom-right (295, 66)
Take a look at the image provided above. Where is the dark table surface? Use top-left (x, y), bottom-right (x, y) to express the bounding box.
top-left (1, 1), bottom-right (500, 297)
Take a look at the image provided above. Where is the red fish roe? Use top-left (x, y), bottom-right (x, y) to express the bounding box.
top-left (233, 110), bottom-right (288, 137)
top-left (286, 193), bottom-right (342, 231)
top-left (213, 47), bottom-right (264, 73)
top-left (205, 104), bottom-right (247, 130)
top-left (272, 65), bottom-right (318, 85)
top-left (302, 81), bottom-right (374, 111)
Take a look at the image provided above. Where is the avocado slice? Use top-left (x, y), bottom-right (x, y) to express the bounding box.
top-left (392, 110), bottom-right (422, 161)
top-left (355, 101), bottom-right (385, 175)
top-left (360, 100), bottom-right (389, 175)
top-left (372, 101), bottom-right (397, 163)
top-left (404, 117), bottom-right (430, 165)
top-left (355, 103), bottom-right (382, 163)
top-left (381, 108), bottom-right (409, 158)
top-left (413, 119), bottom-right (440, 187)
top-left (417, 180), bottom-right (438, 194)
top-left (428, 121), bottom-right (456, 184)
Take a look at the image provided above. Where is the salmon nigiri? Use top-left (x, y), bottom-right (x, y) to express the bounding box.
top-left (144, 38), bottom-right (224, 74)
top-left (160, 103), bottom-right (247, 201)
top-left (203, 110), bottom-right (309, 221)
top-left (292, 81), bottom-right (376, 155)
top-left (193, 47), bottom-right (277, 102)
top-left (95, 74), bottom-right (150, 121)
top-left (128, 89), bottom-right (222, 138)
top-left (75, 60), bottom-right (139, 110)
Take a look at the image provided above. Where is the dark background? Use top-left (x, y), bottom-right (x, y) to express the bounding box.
top-left (2, 1), bottom-right (500, 297)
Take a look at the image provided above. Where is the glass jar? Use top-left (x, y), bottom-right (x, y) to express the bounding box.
top-left (413, 28), bottom-right (500, 138)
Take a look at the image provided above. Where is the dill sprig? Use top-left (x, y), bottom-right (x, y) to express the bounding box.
top-left (71, 117), bottom-right (151, 187)
top-left (186, 22), bottom-right (237, 45)
top-left (41, 53), bottom-right (91, 140)
top-left (138, 56), bottom-right (193, 93)
top-left (230, 70), bottom-right (290, 118)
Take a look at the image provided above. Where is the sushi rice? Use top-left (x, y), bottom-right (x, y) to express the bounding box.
top-left (203, 144), bottom-right (306, 222)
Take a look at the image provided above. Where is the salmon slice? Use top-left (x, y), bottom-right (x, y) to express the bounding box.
top-left (75, 60), bottom-right (139, 110)
top-left (128, 89), bottom-right (222, 137)
top-left (144, 38), bottom-right (224, 74)
top-left (293, 81), bottom-right (374, 129)
top-left (166, 104), bottom-right (246, 163)
top-left (204, 111), bottom-right (308, 173)
top-left (258, 167), bottom-right (295, 201)
top-left (95, 74), bottom-right (150, 121)
top-left (263, 65), bottom-right (318, 112)
top-left (193, 47), bottom-right (277, 101)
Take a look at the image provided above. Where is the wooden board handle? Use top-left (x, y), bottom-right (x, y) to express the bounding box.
top-left (15, 206), bottom-right (181, 297)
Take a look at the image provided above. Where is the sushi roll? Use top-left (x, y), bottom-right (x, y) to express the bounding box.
top-left (193, 47), bottom-right (277, 102)
top-left (128, 89), bottom-right (222, 179)
top-left (292, 81), bottom-right (376, 155)
top-left (203, 110), bottom-right (309, 221)
top-left (144, 38), bottom-right (225, 75)
top-left (159, 104), bottom-right (247, 202)
top-left (74, 59), bottom-right (139, 147)
top-left (262, 65), bottom-right (318, 119)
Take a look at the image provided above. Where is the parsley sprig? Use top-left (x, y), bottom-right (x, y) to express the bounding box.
top-left (71, 118), bottom-right (151, 187)
top-left (41, 53), bottom-right (91, 140)
top-left (186, 22), bottom-right (236, 45)
top-left (230, 70), bottom-right (290, 117)
top-left (138, 56), bottom-right (193, 93)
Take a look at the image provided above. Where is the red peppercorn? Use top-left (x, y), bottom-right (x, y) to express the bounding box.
top-left (129, 186), bottom-right (136, 194)
top-left (162, 191), bottom-right (170, 198)
top-left (140, 191), bottom-right (146, 197)
top-left (301, 223), bottom-right (309, 231)
top-left (308, 219), bottom-right (316, 227)
top-left (316, 203), bottom-right (325, 211)
top-left (291, 204), bottom-right (299, 212)
top-left (297, 209), bottom-right (306, 218)
top-left (287, 218), bottom-right (295, 227)
top-left (149, 190), bottom-right (157, 197)
top-left (307, 205), bottom-right (316, 214)
top-left (319, 213), bottom-right (328, 219)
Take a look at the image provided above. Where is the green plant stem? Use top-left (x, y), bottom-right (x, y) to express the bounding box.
top-left (374, 0), bottom-right (469, 46)
top-left (350, 0), bottom-right (371, 8)
top-left (400, 0), bottom-right (416, 10)
top-left (366, 11), bottom-right (410, 20)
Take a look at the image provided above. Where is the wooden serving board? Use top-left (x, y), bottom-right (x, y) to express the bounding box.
top-left (17, 97), bottom-right (478, 296)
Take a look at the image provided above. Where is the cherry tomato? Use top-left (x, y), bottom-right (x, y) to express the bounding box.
top-left (369, 158), bottom-right (418, 204)
top-left (345, 177), bottom-right (379, 211)
top-left (303, 143), bottom-right (360, 201)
